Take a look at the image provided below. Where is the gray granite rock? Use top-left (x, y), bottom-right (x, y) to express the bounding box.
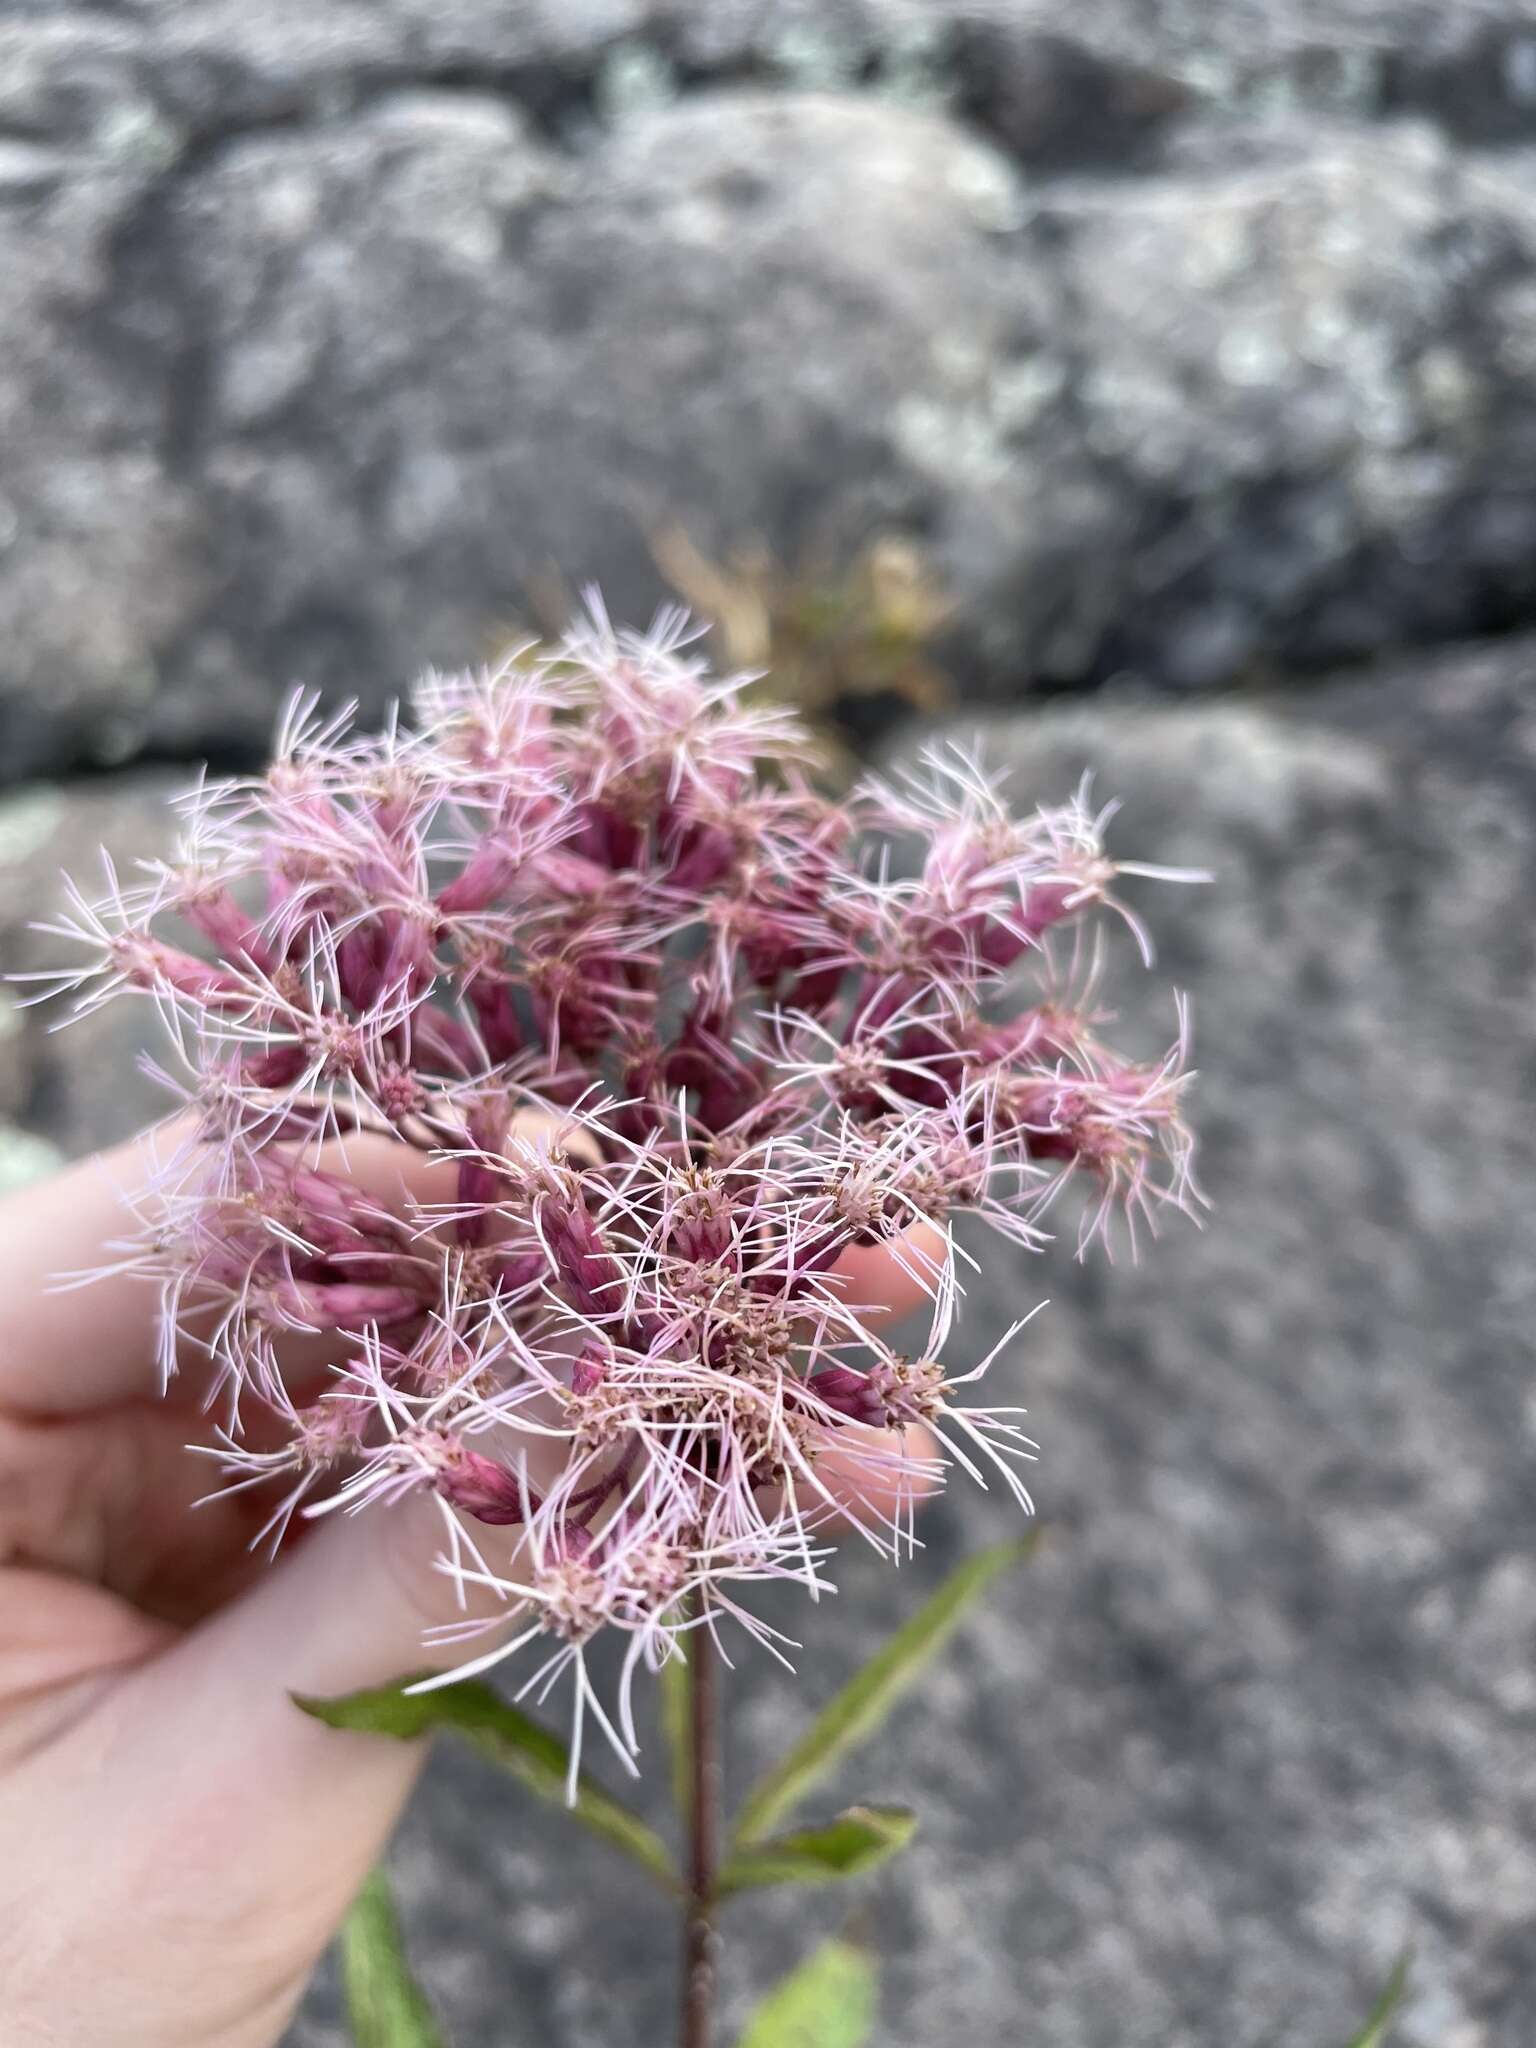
top-left (0, 772), bottom-right (182, 1166)
top-left (20, 1), bottom-right (1534, 145)
top-left (141, 90), bottom-right (1032, 766)
top-left (649, 0), bottom-right (1536, 147)
top-left (269, 639), bottom-right (1536, 2042)
top-left (0, 80), bottom-right (1033, 775)
top-left (13, 6), bottom-right (1536, 778)
top-left (956, 122), bottom-right (1536, 695)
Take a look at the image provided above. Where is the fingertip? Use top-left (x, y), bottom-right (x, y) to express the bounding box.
top-left (317, 1106), bottom-right (600, 1211)
top-left (0, 1123), bottom-right (190, 1412)
top-left (829, 1219), bottom-right (950, 1331)
top-left (208, 1489), bottom-right (515, 1703)
top-left (814, 1419), bottom-right (944, 1526)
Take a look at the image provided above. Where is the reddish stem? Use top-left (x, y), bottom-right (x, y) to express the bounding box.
top-left (680, 1619), bottom-right (722, 2048)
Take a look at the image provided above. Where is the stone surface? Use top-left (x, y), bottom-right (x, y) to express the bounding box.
top-left (654, 0), bottom-right (1536, 147)
top-left (13, 6), bottom-right (1536, 775)
top-left (955, 122), bottom-right (1536, 695)
top-left (0, 79), bottom-right (1032, 775)
top-left (17, 2), bottom-right (1536, 142)
top-left (0, 772), bottom-right (182, 1164)
top-left (139, 90), bottom-right (1032, 765)
top-left (138, 634), bottom-right (1522, 2047)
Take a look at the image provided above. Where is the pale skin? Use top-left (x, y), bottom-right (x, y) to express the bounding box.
top-left (0, 1118), bottom-right (942, 2047)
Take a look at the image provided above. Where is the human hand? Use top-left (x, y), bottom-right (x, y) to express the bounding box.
top-left (0, 1122), bottom-right (940, 2048)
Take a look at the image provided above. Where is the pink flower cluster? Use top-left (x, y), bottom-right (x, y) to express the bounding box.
top-left (38, 605), bottom-right (1202, 1767)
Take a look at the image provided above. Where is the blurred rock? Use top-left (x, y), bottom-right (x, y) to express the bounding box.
top-left (0, 80), bottom-right (1032, 774)
top-left (0, 773), bottom-right (181, 1160)
top-left (957, 121), bottom-right (1536, 695)
top-left (0, 107), bottom-right (204, 781)
top-left (14, 1), bottom-right (1536, 144)
top-left (11, 8), bottom-right (1536, 774)
top-left (277, 636), bottom-right (1536, 2041)
top-left (139, 91), bottom-right (1032, 764)
top-left (656, 0), bottom-right (1536, 147)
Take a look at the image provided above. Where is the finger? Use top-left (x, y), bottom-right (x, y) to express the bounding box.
top-left (826, 1218), bottom-right (950, 1331)
top-left (3, 1499), bottom-right (476, 2040)
top-left (0, 1112), bottom-right (581, 1417)
top-left (0, 1119), bottom-right (469, 1415)
top-left (0, 1402), bottom-right (272, 1621)
top-left (102, 1492), bottom-right (514, 1967)
top-left (763, 1418), bottom-right (944, 1543)
top-left (0, 1123), bottom-right (190, 1415)
top-left (0, 1567), bottom-right (170, 1732)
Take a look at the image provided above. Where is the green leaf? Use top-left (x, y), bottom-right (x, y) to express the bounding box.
top-left (659, 1651), bottom-right (693, 1829)
top-left (297, 1678), bottom-right (676, 1889)
top-left (720, 1805), bottom-right (916, 1896)
top-left (733, 1531), bottom-right (1039, 1844)
top-left (736, 1937), bottom-right (878, 2048)
top-left (1344, 1951), bottom-right (1412, 2048)
top-left (341, 1869), bottom-right (445, 2048)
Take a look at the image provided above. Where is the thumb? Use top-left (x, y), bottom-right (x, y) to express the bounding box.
top-left (113, 1493), bottom-right (513, 1967)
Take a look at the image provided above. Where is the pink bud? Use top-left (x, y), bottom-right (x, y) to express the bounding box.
top-left (545, 1188), bottom-right (624, 1318)
top-left (571, 1341), bottom-right (608, 1397)
top-left (437, 839), bottom-right (523, 916)
top-left (465, 975), bottom-right (524, 1063)
top-left (282, 1280), bottom-right (423, 1328)
top-left (411, 1006), bottom-right (479, 1073)
top-left (431, 1441), bottom-right (533, 1526)
top-left (245, 1042), bottom-right (309, 1090)
top-left (667, 822), bottom-right (736, 891)
top-left (809, 1365), bottom-right (890, 1427)
top-left (180, 886), bottom-right (273, 970)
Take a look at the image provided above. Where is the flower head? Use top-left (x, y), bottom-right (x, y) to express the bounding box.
top-left (38, 602), bottom-right (1205, 1772)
